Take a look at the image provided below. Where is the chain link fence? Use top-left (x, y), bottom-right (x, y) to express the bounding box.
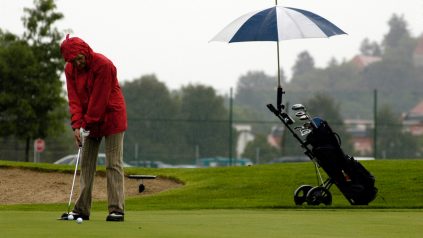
top-left (2, 89), bottom-right (423, 166)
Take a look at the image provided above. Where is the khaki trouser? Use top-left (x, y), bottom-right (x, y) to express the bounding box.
top-left (74, 132), bottom-right (125, 216)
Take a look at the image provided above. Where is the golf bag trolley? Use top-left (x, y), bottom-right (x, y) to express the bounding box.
top-left (267, 92), bottom-right (378, 206)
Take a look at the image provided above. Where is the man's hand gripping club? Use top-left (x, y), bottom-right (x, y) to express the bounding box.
top-left (74, 128), bottom-right (90, 147)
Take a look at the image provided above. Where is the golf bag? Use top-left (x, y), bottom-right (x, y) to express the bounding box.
top-left (267, 103), bottom-right (378, 206)
top-left (301, 117), bottom-right (377, 205)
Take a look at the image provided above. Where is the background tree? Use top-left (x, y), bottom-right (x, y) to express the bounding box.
top-left (327, 57), bottom-right (339, 68)
top-left (234, 70), bottom-right (286, 134)
top-left (0, 32), bottom-right (37, 159)
top-left (0, 0), bottom-right (66, 161)
top-left (179, 84), bottom-right (233, 160)
top-left (360, 59), bottom-right (422, 114)
top-left (22, 0), bottom-right (64, 72)
top-left (360, 38), bottom-right (382, 56)
top-left (121, 75), bottom-right (183, 164)
top-left (383, 14), bottom-right (411, 50)
top-left (235, 71), bottom-right (282, 115)
top-left (242, 134), bottom-right (279, 164)
top-left (382, 14), bottom-right (417, 63)
top-left (288, 51), bottom-right (322, 94)
top-left (291, 51), bottom-right (315, 78)
top-left (375, 105), bottom-right (419, 158)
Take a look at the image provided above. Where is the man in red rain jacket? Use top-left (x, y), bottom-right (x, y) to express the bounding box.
top-left (60, 34), bottom-right (127, 222)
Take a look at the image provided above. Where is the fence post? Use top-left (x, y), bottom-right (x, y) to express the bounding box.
top-left (229, 87), bottom-right (233, 166)
top-left (373, 89), bottom-right (378, 159)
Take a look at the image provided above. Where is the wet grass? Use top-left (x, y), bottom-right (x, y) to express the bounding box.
top-left (0, 159), bottom-right (422, 210)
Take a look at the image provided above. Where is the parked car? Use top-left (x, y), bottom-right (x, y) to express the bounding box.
top-left (268, 156), bottom-right (309, 163)
top-left (197, 157), bottom-right (253, 167)
top-left (54, 153), bottom-right (132, 167)
top-left (126, 160), bottom-right (174, 168)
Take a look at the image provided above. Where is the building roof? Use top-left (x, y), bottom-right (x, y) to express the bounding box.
top-left (415, 35), bottom-right (423, 55)
top-left (403, 100), bottom-right (423, 121)
top-left (351, 55), bottom-right (382, 70)
top-left (409, 100), bottom-right (423, 115)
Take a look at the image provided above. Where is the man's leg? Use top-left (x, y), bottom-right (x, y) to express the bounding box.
top-left (73, 136), bottom-right (101, 217)
top-left (105, 132), bottom-right (125, 218)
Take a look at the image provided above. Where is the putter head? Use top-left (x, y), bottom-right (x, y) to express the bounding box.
top-left (57, 212), bottom-right (70, 220)
top-left (292, 104), bottom-right (305, 111)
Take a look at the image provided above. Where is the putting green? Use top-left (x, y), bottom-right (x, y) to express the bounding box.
top-left (1, 209), bottom-right (422, 238)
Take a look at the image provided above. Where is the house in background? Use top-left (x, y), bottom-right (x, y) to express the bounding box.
top-left (413, 34), bottom-right (423, 67)
top-left (267, 125), bottom-right (284, 149)
top-left (233, 124), bottom-right (255, 158)
top-left (351, 35), bottom-right (423, 69)
top-left (402, 100), bottom-right (423, 136)
top-left (351, 55), bottom-right (382, 71)
top-left (345, 119), bottom-right (373, 156)
top-left (403, 35), bottom-right (423, 135)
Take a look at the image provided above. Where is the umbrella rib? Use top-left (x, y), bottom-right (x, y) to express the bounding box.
top-left (282, 9), bottom-right (305, 39)
top-left (259, 9), bottom-right (277, 41)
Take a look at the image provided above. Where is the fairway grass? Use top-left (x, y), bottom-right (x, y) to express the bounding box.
top-left (1, 209), bottom-right (422, 238)
top-left (1, 160), bottom-right (423, 237)
top-left (1, 159), bottom-right (423, 210)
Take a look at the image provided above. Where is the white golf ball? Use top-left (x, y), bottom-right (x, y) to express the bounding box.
top-left (67, 214), bottom-right (74, 220)
top-left (76, 217), bottom-right (83, 224)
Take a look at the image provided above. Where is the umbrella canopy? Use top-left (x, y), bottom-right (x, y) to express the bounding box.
top-left (210, 5), bottom-right (346, 112)
top-left (210, 6), bottom-right (346, 43)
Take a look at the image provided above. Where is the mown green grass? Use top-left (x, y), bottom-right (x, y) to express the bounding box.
top-left (0, 159), bottom-right (422, 210)
top-left (1, 210), bottom-right (422, 238)
top-left (1, 160), bottom-right (423, 237)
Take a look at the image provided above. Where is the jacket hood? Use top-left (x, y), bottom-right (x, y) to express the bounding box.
top-left (60, 34), bottom-right (93, 64)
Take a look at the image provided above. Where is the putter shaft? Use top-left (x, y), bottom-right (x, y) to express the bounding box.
top-left (67, 146), bottom-right (82, 213)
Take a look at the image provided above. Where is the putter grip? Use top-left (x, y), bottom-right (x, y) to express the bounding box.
top-left (79, 128), bottom-right (90, 147)
top-left (80, 128), bottom-right (90, 137)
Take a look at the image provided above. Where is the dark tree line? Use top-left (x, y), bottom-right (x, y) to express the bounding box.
top-left (121, 75), bottom-right (236, 164)
top-left (0, 0), bottom-right (66, 162)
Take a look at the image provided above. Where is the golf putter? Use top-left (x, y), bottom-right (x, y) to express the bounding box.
top-left (66, 144), bottom-right (82, 215)
top-left (60, 128), bottom-right (90, 220)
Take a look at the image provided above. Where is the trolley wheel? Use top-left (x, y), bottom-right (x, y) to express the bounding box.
top-left (294, 185), bottom-right (313, 205)
top-left (139, 184), bottom-right (145, 193)
top-left (306, 187), bottom-right (332, 206)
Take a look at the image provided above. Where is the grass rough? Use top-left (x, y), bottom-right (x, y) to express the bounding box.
top-left (0, 159), bottom-right (422, 210)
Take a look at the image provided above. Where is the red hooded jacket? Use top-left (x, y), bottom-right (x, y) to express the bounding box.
top-left (61, 35), bottom-right (127, 137)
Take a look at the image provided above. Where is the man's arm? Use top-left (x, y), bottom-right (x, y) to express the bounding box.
top-left (82, 62), bottom-right (114, 130)
top-left (65, 64), bottom-right (84, 130)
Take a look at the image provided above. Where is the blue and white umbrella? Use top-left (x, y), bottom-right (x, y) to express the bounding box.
top-left (210, 6), bottom-right (346, 43)
top-left (210, 5), bottom-right (346, 111)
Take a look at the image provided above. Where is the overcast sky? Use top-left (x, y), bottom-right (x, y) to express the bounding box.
top-left (1, 0), bottom-right (422, 93)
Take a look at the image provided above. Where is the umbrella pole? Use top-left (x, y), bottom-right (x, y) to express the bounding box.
top-left (276, 40), bottom-right (285, 113)
top-left (275, 0), bottom-right (284, 113)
